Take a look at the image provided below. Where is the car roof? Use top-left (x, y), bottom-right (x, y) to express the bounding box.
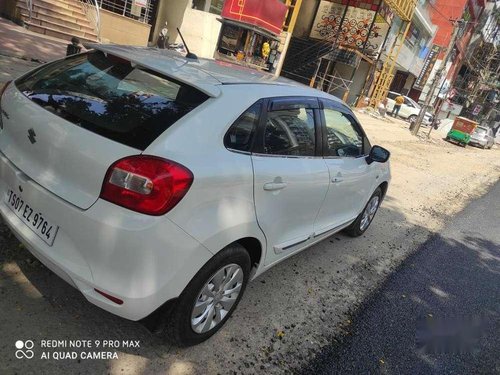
top-left (86, 44), bottom-right (334, 101)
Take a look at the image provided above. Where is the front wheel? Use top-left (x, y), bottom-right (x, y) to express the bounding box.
top-left (408, 115), bottom-right (417, 124)
top-left (344, 187), bottom-right (382, 237)
top-left (165, 244), bottom-right (251, 346)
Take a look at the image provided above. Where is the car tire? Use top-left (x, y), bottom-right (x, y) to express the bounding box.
top-left (408, 115), bottom-right (417, 123)
top-left (344, 187), bottom-right (382, 237)
top-left (165, 243), bottom-right (251, 346)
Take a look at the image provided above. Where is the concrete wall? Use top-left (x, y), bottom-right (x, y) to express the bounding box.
top-left (100, 10), bottom-right (151, 46)
top-left (177, 7), bottom-right (221, 58)
top-left (152, 1), bottom-right (220, 58)
top-left (347, 61), bottom-right (370, 105)
top-left (293, 0), bottom-right (318, 38)
top-left (152, 0), bottom-right (190, 46)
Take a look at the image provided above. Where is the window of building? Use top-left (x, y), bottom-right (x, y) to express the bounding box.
top-left (192, 0), bottom-right (224, 14)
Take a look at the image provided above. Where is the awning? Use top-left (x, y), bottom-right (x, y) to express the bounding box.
top-left (221, 0), bottom-right (287, 36)
top-left (219, 19), bottom-right (281, 41)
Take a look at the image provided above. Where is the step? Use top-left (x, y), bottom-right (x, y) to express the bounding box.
top-left (20, 11), bottom-right (95, 33)
top-left (24, 21), bottom-right (98, 43)
top-left (21, 0), bottom-right (88, 19)
top-left (17, 3), bottom-right (92, 27)
top-left (23, 17), bottom-right (97, 39)
top-left (32, 0), bottom-right (85, 14)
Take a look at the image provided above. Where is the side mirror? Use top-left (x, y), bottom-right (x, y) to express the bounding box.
top-left (366, 145), bottom-right (390, 165)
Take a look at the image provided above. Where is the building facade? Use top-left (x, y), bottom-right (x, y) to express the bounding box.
top-left (0, 0), bottom-right (157, 45)
top-left (416, 0), bottom-right (486, 111)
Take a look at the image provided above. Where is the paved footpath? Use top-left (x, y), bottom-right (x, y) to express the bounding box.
top-left (0, 16), bottom-right (66, 62)
top-left (0, 55), bottom-right (40, 83)
top-left (304, 181), bottom-right (500, 374)
top-left (0, 16), bottom-right (69, 83)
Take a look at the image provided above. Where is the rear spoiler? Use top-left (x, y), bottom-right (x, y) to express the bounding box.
top-left (85, 44), bottom-right (221, 98)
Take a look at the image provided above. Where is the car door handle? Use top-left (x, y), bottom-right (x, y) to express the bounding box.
top-left (263, 182), bottom-right (288, 191)
top-left (331, 177), bottom-right (343, 183)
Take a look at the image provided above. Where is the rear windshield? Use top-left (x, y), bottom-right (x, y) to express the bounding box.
top-left (15, 51), bottom-right (209, 150)
top-left (474, 127), bottom-right (487, 135)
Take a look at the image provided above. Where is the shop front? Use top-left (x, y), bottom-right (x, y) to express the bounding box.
top-left (214, 0), bottom-right (288, 73)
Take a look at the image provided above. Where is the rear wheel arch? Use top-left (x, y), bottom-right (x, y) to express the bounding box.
top-left (234, 237), bottom-right (263, 271)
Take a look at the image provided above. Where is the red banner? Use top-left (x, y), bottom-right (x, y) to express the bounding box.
top-left (221, 0), bottom-right (288, 35)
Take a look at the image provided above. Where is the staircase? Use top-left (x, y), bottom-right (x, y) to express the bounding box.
top-left (16, 0), bottom-right (98, 43)
top-left (281, 36), bottom-right (336, 85)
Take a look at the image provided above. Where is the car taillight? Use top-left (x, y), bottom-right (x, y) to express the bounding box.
top-left (0, 80), bottom-right (11, 130)
top-left (100, 155), bottom-right (193, 216)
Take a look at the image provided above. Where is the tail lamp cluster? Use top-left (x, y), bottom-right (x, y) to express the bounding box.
top-left (100, 155), bottom-right (193, 216)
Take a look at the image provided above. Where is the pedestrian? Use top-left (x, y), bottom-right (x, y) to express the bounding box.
top-left (391, 94), bottom-right (404, 117)
top-left (157, 21), bottom-right (169, 49)
top-left (66, 37), bottom-right (82, 56)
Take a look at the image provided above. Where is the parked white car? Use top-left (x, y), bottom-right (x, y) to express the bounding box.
top-left (0, 46), bottom-right (390, 346)
top-left (386, 91), bottom-right (433, 125)
top-left (469, 126), bottom-right (495, 149)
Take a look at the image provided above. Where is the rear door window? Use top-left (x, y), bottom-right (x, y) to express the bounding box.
top-left (262, 107), bottom-right (316, 156)
top-left (15, 51), bottom-right (209, 150)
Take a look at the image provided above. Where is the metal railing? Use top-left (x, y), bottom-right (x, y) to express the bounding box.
top-left (80, 0), bottom-right (101, 41)
top-left (98, 0), bottom-right (155, 25)
top-left (25, 0), bottom-right (33, 21)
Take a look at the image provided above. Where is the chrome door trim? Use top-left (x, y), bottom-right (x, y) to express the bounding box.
top-left (273, 234), bottom-right (311, 254)
top-left (313, 219), bottom-right (355, 238)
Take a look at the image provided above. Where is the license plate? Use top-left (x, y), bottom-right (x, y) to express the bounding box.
top-left (4, 189), bottom-right (59, 246)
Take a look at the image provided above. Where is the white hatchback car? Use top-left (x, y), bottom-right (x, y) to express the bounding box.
top-left (0, 45), bottom-right (390, 346)
top-left (386, 91), bottom-right (433, 125)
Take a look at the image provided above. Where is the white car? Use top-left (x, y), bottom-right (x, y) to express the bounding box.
top-left (386, 91), bottom-right (433, 125)
top-left (0, 45), bottom-right (390, 346)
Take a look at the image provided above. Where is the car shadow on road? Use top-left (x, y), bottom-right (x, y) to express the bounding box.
top-left (301, 232), bottom-right (500, 375)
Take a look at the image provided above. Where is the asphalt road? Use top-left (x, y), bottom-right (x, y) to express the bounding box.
top-left (303, 181), bottom-right (500, 375)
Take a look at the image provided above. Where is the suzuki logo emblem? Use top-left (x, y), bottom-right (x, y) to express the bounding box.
top-left (27, 128), bottom-right (36, 144)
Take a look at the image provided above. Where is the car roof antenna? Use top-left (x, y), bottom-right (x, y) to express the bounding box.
top-left (177, 28), bottom-right (198, 60)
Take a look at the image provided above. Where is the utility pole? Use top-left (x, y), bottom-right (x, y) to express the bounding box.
top-left (411, 20), bottom-right (462, 135)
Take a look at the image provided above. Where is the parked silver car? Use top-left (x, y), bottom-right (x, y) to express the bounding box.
top-left (469, 126), bottom-right (495, 149)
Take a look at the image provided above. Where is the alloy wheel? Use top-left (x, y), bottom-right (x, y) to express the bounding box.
top-left (190, 264), bottom-right (244, 334)
top-left (360, 196), bottom-right (380, 231)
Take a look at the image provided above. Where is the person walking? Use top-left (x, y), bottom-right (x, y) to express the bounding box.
top-left (391, 94), bottom-right (404, 117)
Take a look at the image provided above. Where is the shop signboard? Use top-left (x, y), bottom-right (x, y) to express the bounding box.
top-left (413, 44), bottom-right (441, 90)
top-left (221, 0), bottom-right (287, 35)
top-left (365, 13), bottom-right (390, 58)
top-left (310, 1), bottom-right (376, 49)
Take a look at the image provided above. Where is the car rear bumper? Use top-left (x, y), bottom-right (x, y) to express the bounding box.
top-left (469, 138), bottom-right (487, 147)
top-left (0, 152), bottom-right (213, 321)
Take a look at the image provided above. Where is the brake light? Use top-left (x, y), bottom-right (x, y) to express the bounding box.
top-left (100, 155), bottom-right (193, 216)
